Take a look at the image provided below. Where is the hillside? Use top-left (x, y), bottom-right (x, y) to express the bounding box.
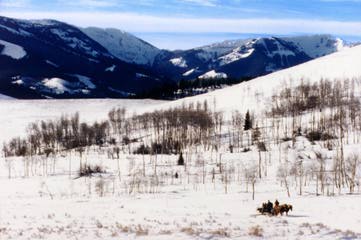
top-left (153, 35), bottom-right (347, 81)
top-left (159, 44), bottom-right (361, 114)
top-left (0, 93), bottom-right (12, 99)
top-left (0, 16), bottom-right (165, 99)
top-left (82, 27), bottom-right (160, 66)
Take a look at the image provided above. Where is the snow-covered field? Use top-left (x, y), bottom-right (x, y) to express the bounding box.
top-left (0, 99), bottom-right (165, 144)
top-left (1, 135), bottom-right (361, 239)
top-left (2, 45), bottom-right (361, 239)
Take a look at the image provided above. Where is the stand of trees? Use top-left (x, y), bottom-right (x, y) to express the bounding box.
top-left (3, 77), bottom-right (361, 197)
top-left (137, 77), bottom-right (253, 100)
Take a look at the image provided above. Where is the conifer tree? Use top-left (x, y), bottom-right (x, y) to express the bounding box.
top-left (178, 152), bottom-right (185, 166)
top-left (244, 110), bottom-right (253, 131)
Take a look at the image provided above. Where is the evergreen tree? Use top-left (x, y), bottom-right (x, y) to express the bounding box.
top-left (178, 152), bottom-right (185, 165)
top-left (244, 110), bottom-right (253, 130)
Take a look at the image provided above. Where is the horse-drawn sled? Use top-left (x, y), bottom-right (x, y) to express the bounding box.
top-left (257, 200), bottom-right (293, 216)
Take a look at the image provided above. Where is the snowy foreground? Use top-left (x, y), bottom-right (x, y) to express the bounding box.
top-left (1, 98), bottom-right (361, 239)
top-left (2, 180), bottom-right (361, 240)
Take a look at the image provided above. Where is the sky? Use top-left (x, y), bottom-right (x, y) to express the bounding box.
top-left (0, 0), bottom-right (361, 49)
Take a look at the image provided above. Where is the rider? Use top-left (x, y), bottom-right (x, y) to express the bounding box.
top-left (266, 200), bottom-right (273, 213)
top-left (273, 199), bottom-right (280, 215)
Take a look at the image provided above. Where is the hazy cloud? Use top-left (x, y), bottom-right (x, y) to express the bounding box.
top-left (2, 11), bottom-right (360, 37)
top-left (0, 0), bottom-right (30, 8)
top-left (179, 0), bottom-right (218, 7)
top-left (61, 0), bottom-right (119, 8)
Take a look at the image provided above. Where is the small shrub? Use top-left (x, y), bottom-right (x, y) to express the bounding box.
top-left (133, 144), bottom-right (151, 154)
top-left (181, 227), bottom-right (198, 236)
top-left (282, 137), bottom-right (292, 142)
top-left (306, 130), bottom-right (335, 142)
top-left (209, 228), bottom-right (229, 237)
top-left (257, 142), bottom-right (267, 152)
top-left (135, 225), bottom-right (149, 236)
top-left (79, 165), bottom-right (105, 177)
top-left (96, 220), bottom-right (103, 228)
top-left (95, 179), bottom-right (106, 197)
top-left (243, 147), bottom-right (251, 152)
top-left (122, 136), bottom-right (131, 145)
top-left (248, 225), bottom-right (263, 237)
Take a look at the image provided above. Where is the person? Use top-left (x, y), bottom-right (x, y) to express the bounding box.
top-left (266, 200), bottom-right (273, 213)
top-left (273, 199), bottom-right (280, 216)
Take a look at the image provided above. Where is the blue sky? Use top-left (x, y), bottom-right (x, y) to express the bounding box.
top-left (1, 0), bottom-right (361, 49)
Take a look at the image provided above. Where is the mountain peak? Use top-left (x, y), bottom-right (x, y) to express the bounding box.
top-left (82, 27), bottom-right (160, 66)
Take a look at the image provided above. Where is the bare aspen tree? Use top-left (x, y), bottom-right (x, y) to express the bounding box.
top-left (346, 154), bottom-right (360, 194)
top-left (277, 163), bottom-right (291, 197)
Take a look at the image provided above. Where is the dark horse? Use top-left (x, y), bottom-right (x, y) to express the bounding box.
top-left (279, 204), bottom-right (293, 215)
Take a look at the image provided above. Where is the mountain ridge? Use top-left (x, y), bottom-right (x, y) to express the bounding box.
top-left (156, 44), bottom-right (361, 114)
top-left (0, 15), bottom-right (353, 99)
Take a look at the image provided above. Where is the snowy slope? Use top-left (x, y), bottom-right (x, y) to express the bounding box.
top-left (153, 35), bottom-right (347, 81)
top-left (159, 45), bottom-right (361, 114)
top-left (199, 70), bottom-right (227, 79)
top-left (284, 34), bottom-right (346, 58)
top-left (0, 93), bottom-right (14, 99)
top-left (197, 39), bottom-right (251, 60)
top-left (0, 16), bottom-right (166, 98)
top-left (0, 98), bottom-right (166, 144)
top-left (82, 27), bottom-right (160, 66)
top-left (0, 39), bottom-right (27, 59)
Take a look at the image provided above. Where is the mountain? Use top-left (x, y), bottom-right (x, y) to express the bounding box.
top-left (152, 35), bottom-right (347, 81)
top-left (0, 16), bottom-right (164, 99)
top-left (82, 27), bottom-right (160, 66)
top-left (159, 44), bottom-right (361, 113)
top-left (0, 15), bottom-right (351, 99)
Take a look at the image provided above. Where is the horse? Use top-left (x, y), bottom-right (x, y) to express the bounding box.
top-left (279, 204), bottom-right (293, 215)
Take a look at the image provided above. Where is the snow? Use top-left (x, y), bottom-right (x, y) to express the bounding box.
top-left (11, 79), bottom-right (24, 85)
top-left (45, 60), bottom-right (59, 68)
top-left (218, 47), bottom-right (255, 66)
top-left (194, 35), bottom-right (344, 68)
top-left (259, 38), bottom-right (296, 58)
top-left (0, 93), bottom-right (13, 99)
top-left (0, 99), bottom-right (166, 144)
top-left (26, 19), bottom-right (59, 26)
top-left (162, 45), bottom-right (361, 114)
top-left (183, 68), bottom-right (196, 76)
top-left (0, 23), bottom-right (32, 37)
top-left (169, 57), bottom-right (188, 68)
top-left (284, 35), bottom-right (347, 58)
top-left (105, 65), bottom-right (116, 72)
top-left (1, 133), bottom-right (361, 239)
top-left (82, 27), bottom-right (160, 65)
top-left (197, 39), bottom-right (250, 60)
top-left (49, 28), bottom-right (100, 57)
top-left (42, 78), bottom-right (73, 95)
top-left (136, 73), bottom-right (149, 78)
top-left (41, 76), bottom-right (96, 94)
top-left (1, 34), bottom-right (361, 240)
top-left (70, 74), bottom-right (96, 89)
top-left (0, 39), bottom-right (27, 59)
top-left (199, 70), bottom-right (227, 79)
